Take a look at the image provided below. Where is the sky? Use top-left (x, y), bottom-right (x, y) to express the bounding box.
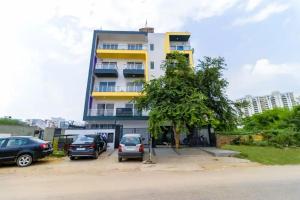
top-left (0, 0), bottom-right (299, 121)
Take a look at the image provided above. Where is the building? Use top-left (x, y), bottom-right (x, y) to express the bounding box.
top-left (237, 91), bottom-right (298, 117)
top-left (83, 27), bottom-right (195, 146)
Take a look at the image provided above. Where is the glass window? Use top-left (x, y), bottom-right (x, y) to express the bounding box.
top-left (150, 61), bottom-right (154, 69)
top-left (121, 136), bottom-right (141, 145)
top-left (6, 138), bottom-right (28, 147)
top-left (0, 138), bottom-right (6, 148)
top-left (99, 82), bottom-right (116, 92)
top-left (74, 135), bottom-right (95, 143)
top-left (150, 44), bottom-right (154, 51)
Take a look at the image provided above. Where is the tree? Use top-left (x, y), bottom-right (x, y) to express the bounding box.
top-left (195, 57), bottom-right (238, 131)
top-left (135, 52), bottom-right (212, 149)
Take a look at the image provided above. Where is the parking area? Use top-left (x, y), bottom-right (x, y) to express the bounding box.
top-left (0, 147), bottom-right (259, 176)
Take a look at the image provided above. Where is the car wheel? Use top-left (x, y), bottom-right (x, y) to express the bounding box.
top-left (118, 157), bottom-right (122, 162)
top-left (17, 154), bottom-right (33, 167)
top-left (70, 156), bottom-right (75, 160)
top-left (93, 151), bottom-right (99, 159)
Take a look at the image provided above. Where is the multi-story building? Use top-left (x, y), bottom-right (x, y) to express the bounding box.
top-left (83, 27), bottom-right (194, 146)
top-left (237, 91), bottom-right (298, 117)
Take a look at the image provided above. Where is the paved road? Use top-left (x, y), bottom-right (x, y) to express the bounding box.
top-left (1, 165), bottom-right (300, 200)
top-left (0, 148), bottom-right (299, 200)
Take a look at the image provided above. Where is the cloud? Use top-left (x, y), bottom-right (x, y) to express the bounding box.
top-left (227, 59), bottom-right (300, 99)
top-left (0, 0), bottom-right (242, 121)
top-left (245, 0), bottom-right (262, 11)
top-left (233, 2), bottom-right (289, 26)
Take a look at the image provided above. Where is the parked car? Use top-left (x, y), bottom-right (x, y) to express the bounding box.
top-left (118, 134), bottom-right (144, 162)
top-left (0, 136), bottom-right (53, 167)
top-left (68, 134), bottom-right (107, 160)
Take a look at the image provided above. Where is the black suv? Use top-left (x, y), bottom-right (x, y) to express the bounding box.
top-left (68, 134), bottom-right (107, 160)
top-left (0, 136), bottom-right (53, 167)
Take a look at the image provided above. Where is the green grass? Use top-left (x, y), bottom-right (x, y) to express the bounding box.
top-left (50, 150), bottom-right (66, 158)
top-left (223, 145), bottom-right (300, 165)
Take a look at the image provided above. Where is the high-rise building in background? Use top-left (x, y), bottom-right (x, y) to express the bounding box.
top-left (236, 91), bottom-right (298, 117)
top-left (83, 27), bottom-right (194, 142)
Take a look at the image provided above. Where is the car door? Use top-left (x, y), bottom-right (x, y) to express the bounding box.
top-left (0, 138), bottom-right (8, 162)
top-left (1, 138), bottom-right (28, 161)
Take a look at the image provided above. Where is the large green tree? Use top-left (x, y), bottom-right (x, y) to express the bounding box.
top-left (135, 52), bottom-right (212, 148)
top-left (195, 57), bottom-right (238, 131)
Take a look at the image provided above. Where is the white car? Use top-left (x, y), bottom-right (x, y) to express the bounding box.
top-left (118, 134), bottom-right (144, 162)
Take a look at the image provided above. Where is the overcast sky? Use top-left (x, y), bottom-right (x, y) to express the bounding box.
top-left (0, 0), bottom-right (299, 121)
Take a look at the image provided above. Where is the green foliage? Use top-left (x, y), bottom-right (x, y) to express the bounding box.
top-left (135, 52), bottom-right (212, 138)
top-left (195, 57), bottom-right (238, 131)
top-left (223, 145), bottom-right (300, 165)
top-left (242, 108), bottom-right (293, 131)
top-left (0, 118), bottom-right (26, 126)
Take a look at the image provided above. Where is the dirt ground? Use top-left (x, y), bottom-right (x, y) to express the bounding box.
top-left (0, 147), bottom-right (259, 176)
top-left (3, 148), bottom-right (299, 200)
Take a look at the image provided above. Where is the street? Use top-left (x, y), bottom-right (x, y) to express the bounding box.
top-left (0, 148), bottom-right (299, 200)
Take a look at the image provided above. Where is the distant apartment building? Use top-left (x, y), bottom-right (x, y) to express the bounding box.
top-left (236, 91), bottom-right (298, 117)
top-left (83, 27), bottom-right (195, 145)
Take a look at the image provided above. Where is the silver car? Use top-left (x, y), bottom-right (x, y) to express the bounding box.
top-left (118, 134), bottom-right (144, 162)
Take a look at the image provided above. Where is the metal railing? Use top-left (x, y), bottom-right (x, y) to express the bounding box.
top-left (95, 63), bottom-right (118, 70)
top-left (124, 63), bottom-right (144, 70)
top-left (95, 63), bottom-right (144, 70)
top-left (94, 85), bottom-right (143, 92)
top-left (88, 108), bottom-right (148, 117)
top-left (97, 43), bottom-right (147, 50)
top-left (170, 45), bottom-right (191, 50)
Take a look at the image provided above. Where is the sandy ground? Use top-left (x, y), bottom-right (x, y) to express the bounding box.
top-left (1, 148), bottom-right (299, 200)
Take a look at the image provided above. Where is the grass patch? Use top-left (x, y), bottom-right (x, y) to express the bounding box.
top-left (50, 151), bottom-right (66, 158)
top-left (223, 145), bottom-right (300, 165)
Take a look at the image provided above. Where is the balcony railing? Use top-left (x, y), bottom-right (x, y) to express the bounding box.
top-left (95, 63), bottom-right (118, 70)
top-left (98, 44), bottom-right (147, 50)
top-left (94, 86), bottom-right (143, 92)
top-left (170, 45), bottom-right (191, 51)
top-left (88, 108), bottom-right (148, 117)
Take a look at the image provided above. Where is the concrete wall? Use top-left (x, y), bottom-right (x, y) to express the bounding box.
top-left (148, 33), bottom-right (165, 79)
top-left (0, 125), bottom-right (36, 136)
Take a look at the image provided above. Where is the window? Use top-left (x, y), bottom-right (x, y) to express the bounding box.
top-left (127, 82), bottom-right (143, 92)
top-left (128, 44), bottom-right (143, 50)
top-left (0, 139), bottom-right (6, 148)
top-left (150, 61), bottom-right (154, 69)
top-left (100, 62), bottom-right (117, 69)
top-left (99, 82), bottom-right (116, 92)
top-left (102, 43), bottom-right (118, 49)
top-left (127, 62), bottom-right (143, 69)
top-left (97, 104), bottom-right (114, 116)
top-left (6, 138), bottom-right (28, 147)
top-left (150, 44), bottom-right (154, 51)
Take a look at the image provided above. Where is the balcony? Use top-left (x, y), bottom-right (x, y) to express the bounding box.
top-left (96, 43), bottom-right (147, 60)
top-left (92, 86), bottom-right (144, 99)
top-left (123, 63), bottom-right (145, 78)
top-left (94, 63), bottom-right (118, 78)
top-left (170, 45), bottom-right (191, 51)
top-left (87, 108), bottom-right (148, 120)
top-left (98, 44), bottom-right (147, 50)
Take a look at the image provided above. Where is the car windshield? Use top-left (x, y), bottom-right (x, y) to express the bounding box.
top-left (121, 136), bottom-right (140, 146)
top-left (74, 135), bottom-right (95, 144)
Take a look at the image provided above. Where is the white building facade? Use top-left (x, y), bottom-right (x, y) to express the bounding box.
top-left (237, 91), bottom-right (298, 117)
top-left (83, 28), bottom-right (194, 147)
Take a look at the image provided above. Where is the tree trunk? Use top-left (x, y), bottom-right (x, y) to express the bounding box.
top-left (173, 126), bottom-right (180, 149)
